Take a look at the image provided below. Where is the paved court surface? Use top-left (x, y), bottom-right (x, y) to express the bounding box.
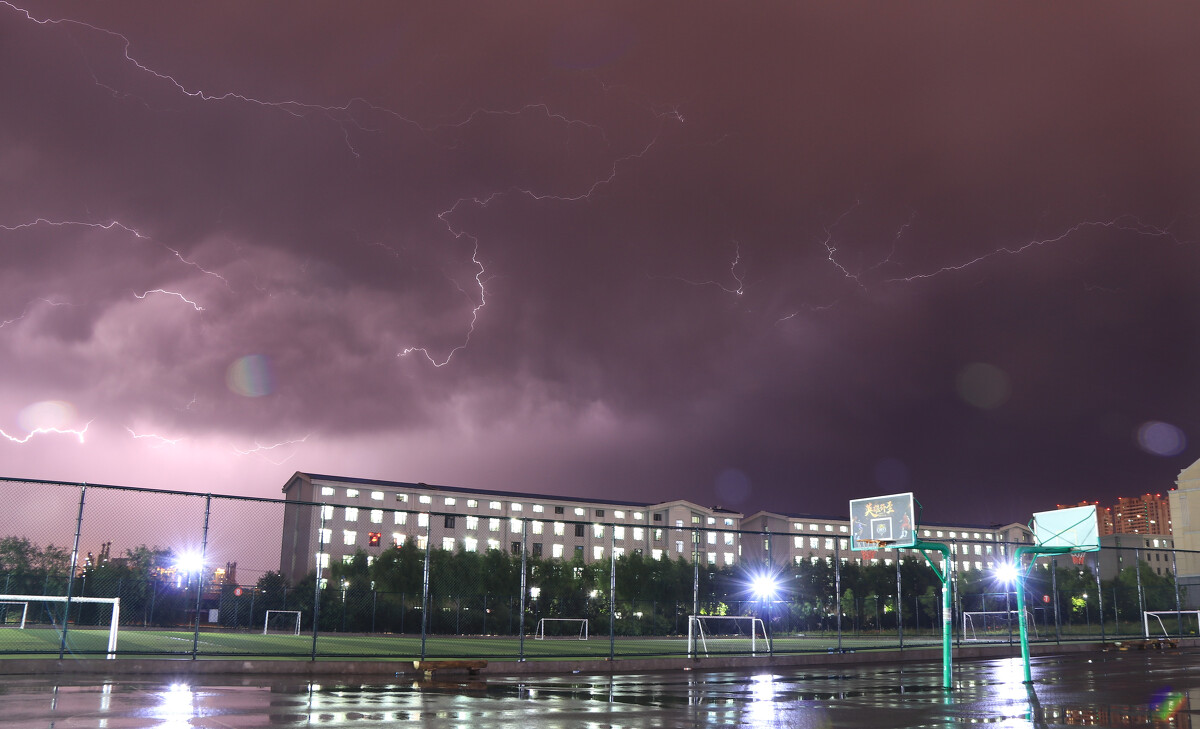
top-left (2, 650), bottom-right (1196, 727)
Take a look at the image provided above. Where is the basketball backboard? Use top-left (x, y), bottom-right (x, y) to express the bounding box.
top-left (849, 492), bottom-right (916, 550)
top-left (1032, 504), bottom-right (1100, 552)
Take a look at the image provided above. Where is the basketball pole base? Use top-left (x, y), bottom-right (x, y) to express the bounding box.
top-left (914, 539), bottom-right (953, 691)
top-left (1013, 544), bottom-right (1075, 684)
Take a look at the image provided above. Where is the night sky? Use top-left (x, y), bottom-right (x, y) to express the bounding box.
top-left (2, 2), bottom-right (1198, 527)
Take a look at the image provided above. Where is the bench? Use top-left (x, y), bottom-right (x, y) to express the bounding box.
top-left (413, 660), bottom-right (487, 677)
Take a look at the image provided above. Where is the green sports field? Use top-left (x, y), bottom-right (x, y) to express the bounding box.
top-left (0, 626), bottom-right (948, 661)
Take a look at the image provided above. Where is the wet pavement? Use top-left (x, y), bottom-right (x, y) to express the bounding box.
top-left (2, 650), bottom-right (1197, 728)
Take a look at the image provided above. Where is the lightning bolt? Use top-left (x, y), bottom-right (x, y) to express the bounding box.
top-left (886, 217), bottom-right (1183, 283)
top-left (125, 426), bottom-right (183, 446)
top-left (133, 289), bottom-right (205, 311)
top-left (399, 238), bottom-right (486, 367)
top-left (1, 218), bottom-right (230, 287)
top-left (0, 421), bottom-right (92, 444)
top-left (668, 241), bottom-right (746, 296)
top-left (0, 298), bottom-right (71, 329)
top-left (233, 434), bottom-right (311, 465)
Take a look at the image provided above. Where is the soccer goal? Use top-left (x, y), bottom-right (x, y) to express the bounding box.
top-left (263, 610), bottom-right (302, 636)
top-left (962, 610), bottom-right (1037, 641)
top-left (687, 615), bottom-right (769, 657)
top-left (534, 618), bottom-right (588, 640)
top-left (1144, 610), bottom-right (1200, 638)
top-left (0, 594), bottom-right (120, 658)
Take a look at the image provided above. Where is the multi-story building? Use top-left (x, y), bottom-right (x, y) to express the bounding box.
top-left (739, 511), bottom-right (1033, 573)
top-left (279, 472), bottom-right (744, 583)
top-left (1058, 500), bottom-right (1114, 535)
top-left (1057, 495), bottom-right (1171, 537)
top-left (1169, 460), bottom-right (1200, 606)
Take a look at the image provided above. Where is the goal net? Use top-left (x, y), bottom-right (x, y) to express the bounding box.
top-left (263, 610), bottom-right (302, 635)
top-left (534, 618), bottom-right (588, 640)
top-left (1144, 610), bottom-right (1200, 638)
top-left (688, 615), bottom-right (769, 656)
top-left (962, 610), bottom-right (1037, 641)
top-left (0, 594), bottom-right (119, 658)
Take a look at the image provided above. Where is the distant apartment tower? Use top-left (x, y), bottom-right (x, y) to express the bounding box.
top-left (1057, 495), bottom-right (1170, 536)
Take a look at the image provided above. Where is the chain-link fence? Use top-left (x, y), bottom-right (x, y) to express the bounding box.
top-left (0, 477), bottom-right (1193, 661)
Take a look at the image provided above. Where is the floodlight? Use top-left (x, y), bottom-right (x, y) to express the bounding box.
top-left (176, 551), bottom-right (204, 574)
top-left (994, 561), bottom-right (1019, 585)
top-left (749, 573), bottom-right (780, 600)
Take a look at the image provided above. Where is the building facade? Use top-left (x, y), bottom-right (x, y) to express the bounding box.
top-left (738, 511), bottom-right (1033, 574)
top-left (279, 472), bottom-right (744, 583)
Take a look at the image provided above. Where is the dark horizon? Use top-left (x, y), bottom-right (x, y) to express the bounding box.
top-left (2, 2), bottom-right (1198, 528)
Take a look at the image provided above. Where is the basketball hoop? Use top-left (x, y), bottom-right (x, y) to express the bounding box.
top-left (1070, 552), bottom-right (1086, 566)
top-left (858, 539), bottom-right (892, 563)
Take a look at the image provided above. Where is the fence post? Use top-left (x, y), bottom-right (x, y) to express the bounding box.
top-left (834, 537), bottom-right (842, 651)
top-left (519, 519), bottom-right (528, 661)
top-left (420, 518), bottom-right (432, 660)
top-left (191, 494), bottom-right (211, 660)
top-left (1134, 547), bottom-right (1146, 637)
top-left (692, 529), bottom-right (700, 618)
top-left (896, 555), bottom-right (903, 649)
top-left (609, 524), bottom-right (616, 660)
top-left (1172, 547), bottom-right (1182, 639)
top-left (1096, 569), bottom-right (1104, 643)
top-left (58, 484), bottom-right (87, 660)
top-left (311, 503), bottom-right (326, 660)
top-left (1051, 557), bottom-right (1061, 644)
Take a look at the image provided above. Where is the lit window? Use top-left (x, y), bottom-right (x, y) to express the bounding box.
top-left (467, 499), bottom-right (478, 508)
top-left (575, 507), bottom-right (586, 516)
top-left (394, 512), bottom-right (407, 525)
top-left (973, 532), bottom-right (980, 539)
top-left (368, 532), bottom-right (381, 547)
top-left (809, 523), bottom-right (819, 531)
top-left (615, 526), bottom-right (625, 540)
top-left (840, 539), bottom-right (848, 549)
top-left (793, 523), bottom-right (804, 531)
top-left (343, 530), bottom-right (356, 545)
top-left (554, 522), bottom-right (565, 536)
top-left (512, 503), bottom-right (523, 512)
top-left (321, 486), bottom-right (335, 496)
top-left (417, 513), bottom-right (429, 527)
top-left (552, 543), bottom-right (564, 558)
top-left (936, 531), bottom-right (944, 538)
top-left (321, 505), bottom-right (334, 520)
top-left (824, 538), bottom-right (834, 550)
top-left (371, 491), bottom-right (383, 501)
top-left (652, 548), bottom-right (663, 560)
top-left (464, 537), bottom-right (478, 552)
top-left (487, 539), bottom-right (500, 551)
top-left (489, 518), bottom-right (500, 532)
top-left (396, 494), bottom-right (408, 503)
top-left (707, 517), bottom-right (716, 525)
top-left (510, 519), bottom-right (521, 533)
top-left (416, 535), bottom-right (427, 550)
top-left (533, 504), bottom-right (544, 513)
top-left (370, 509), bottom-right (383, 524)
top-left (593, 524), bottom-right (605, 538)
top-left (342, 555), bottom-right (354, 565)
top-left (346, 489), bottom-right (359, 498)
top-left (318, 528), bottom-right (331, 543)
top-left (316, 553), bottom-right (330, 568)
top-left (724, 533), bottom-right (734, 546)
top-left (593, 546), bottom-right (604, 560)
top-left (675, 540), bottom-right (684, 553)
top-left (615, 510), bottom-right (625, 519)
top-left (794, 536), bottom-right (803, 548)
top-left (676, 520), bottom-right (684, 528)
top-left (634, 512), bottom-right (644, 520)
top-left (692, 516), bottom-right (702, 525)
top-left (974, 544), bottom-right (982, 555)
top-left (445, 497), bottom-right (456, 506)
top-left (707, 532), bottom-right (716, 545)
top-left (533, 521), bottom-right (544, 534)
top-left (490, 501), bottom-right (502, 510)
top-left (633, 527), bottom-right (644, 541)
top-left (613, 547), bottom-right (625, 558)
top-left (840, 526), bottom-right (848, 533)
top-left (442, 537), bottom-right (455, 551)
top-left (707, 552), bottom-right (716, 564)
top-left (724, 552), bottom-right (734, 564)
top-left (392, 533), bottom-right (404, 547)
top-left (466, 515), bottom-right (479, 530)
top-left (825, 525), bottom-right (833, 532)
top-left (949, 531), bottom-right (957, 538)
top-left (419, 495), bottom-right (432, 505)
top-left (724, 518), bottom-right (734, 526)
top-left (344, 507), bottom-right (358, 521)
top-left (810, 537), bottom-right (819, 549)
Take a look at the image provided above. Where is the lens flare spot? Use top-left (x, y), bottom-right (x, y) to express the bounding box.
top-left (17, 400), bottom-right (76, 432)
top-left (1137, 421), bottom-right (1186, 457)
top-left (955, 362), bottom-right (1010, 410)
top-left (226, 354), bottom-right (274, 397)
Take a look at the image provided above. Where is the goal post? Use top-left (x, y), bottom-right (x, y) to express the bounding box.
top-left (962, 610), bottom-right (1037, 641)
top-left (263, 610), bottom-right (302, 636)
top-left (687, 615), bottom-right (769, 657)
top-left (0, 594), bottom-right (119, 658)
top-left (534, 618), bottom-right (588, 640)
top-left (1144, 610), bottom-right (1200, 638)
top-left (0, 601), bottom-right (29, 629)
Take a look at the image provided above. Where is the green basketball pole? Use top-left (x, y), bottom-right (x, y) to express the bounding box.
top-left (1013, 544), bottom-right (1073, 684)
top-left (914, 539), bottom-right (952, 690)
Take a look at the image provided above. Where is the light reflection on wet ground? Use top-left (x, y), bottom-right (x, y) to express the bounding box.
top-left (1, 651), bottom-right (1196, 728)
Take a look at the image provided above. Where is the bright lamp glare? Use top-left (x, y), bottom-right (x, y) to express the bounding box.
top-left (995, 562), bottom-right (1019, 585)
top-left (750, 574), bottom-right (779, 600)
top-left (176, 552), bottom-right (204, 574)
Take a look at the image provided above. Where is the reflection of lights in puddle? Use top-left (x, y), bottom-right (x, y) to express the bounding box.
top-left (747, 674), bottom-right (777, 724)
top-left (152, 682), bottom-right (195, 728)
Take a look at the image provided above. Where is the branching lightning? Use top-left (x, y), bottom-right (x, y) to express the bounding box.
top-left (233, 434), bottom-right (311, 465)
top-left (669, 241), bottom-right (746, 296)
top-left (886, 216), bottom-right (1183, 283)
top-left (0, 421), bottom-right (91, 444)
top-left (0, 298), bottom-right (71, 329)
top-left (125, 426), bottom-right (183, 446)
top-left (133, 289), bottom-right (205, 311)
